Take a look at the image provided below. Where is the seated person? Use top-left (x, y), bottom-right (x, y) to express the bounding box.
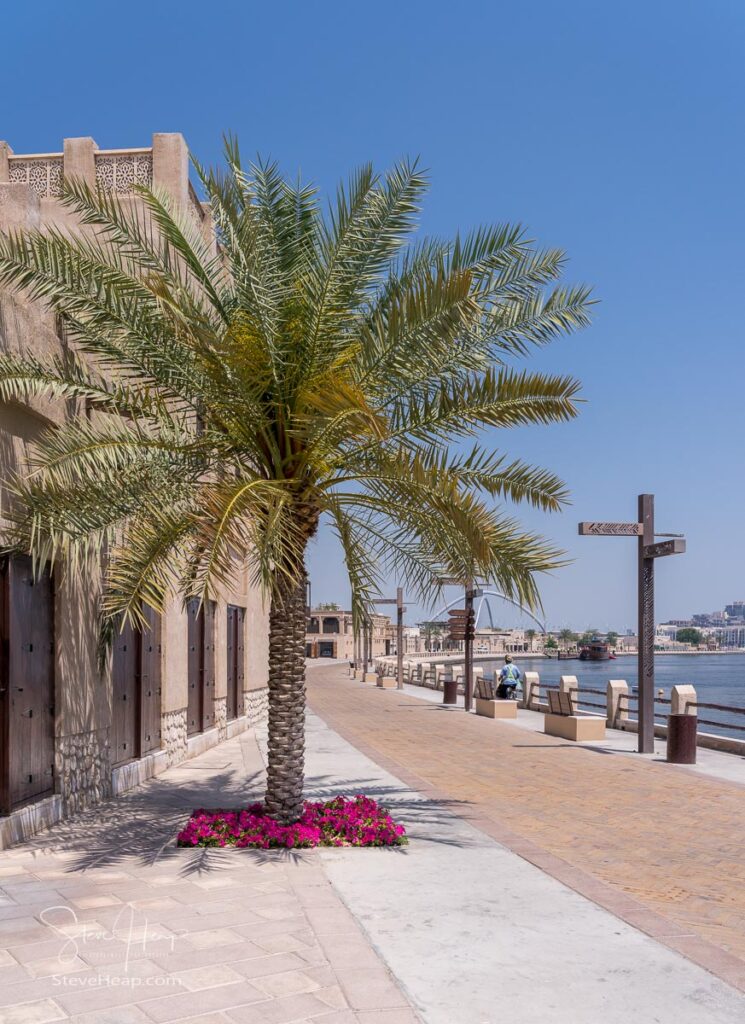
top-left (497, 655), bottom-right (522, 699)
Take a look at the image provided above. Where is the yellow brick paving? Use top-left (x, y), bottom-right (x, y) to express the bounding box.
top-left (307, 667), bottom-right (745, 968)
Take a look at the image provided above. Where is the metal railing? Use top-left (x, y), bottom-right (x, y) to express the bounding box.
top-left (527, 680), bottom-right (559, 710)
top-left (569, 686), bottom-right (607, 713)
top-left (617, 691), bottom-right (672, 725)
top-left (683, 700), bottom-right (745, 735)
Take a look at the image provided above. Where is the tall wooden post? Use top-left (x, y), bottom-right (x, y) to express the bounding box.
top-left (638, 494), bottom-right (655, 753)
top-left (464, 583), bottom-right (475, 712)
top-left (579, 495), bottom-right (685, 755)
top-left (396, 587), bottom-right (405, 691)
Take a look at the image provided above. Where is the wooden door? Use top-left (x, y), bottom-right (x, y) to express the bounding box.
top-left (111, 619), bottom-right (139, 767)
top-left (0, 556), bottom-right (55, 813)
top-left (187, 599), bottom-right (203, 736)
top-left (226, 605), bottom-right (245, 721)
top-left (139, 606), bottom-right (162, 755)
top-left (226, 606), bottom-right (237, 721)
top-left (202, 601), bottom-right (216, 730)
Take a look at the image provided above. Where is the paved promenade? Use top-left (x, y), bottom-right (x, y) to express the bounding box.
top-left (306, 664), bottom-right (745, 995)
top-left (0, 723), bottom-right (415, 1024)
top-left (1, 662), bottom-right (745, 1023)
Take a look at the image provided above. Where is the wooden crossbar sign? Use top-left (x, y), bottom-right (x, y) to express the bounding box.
top-left (578, 522), bottom-right (643, 536)
top-left (643, 539), bottom-right (686, 558)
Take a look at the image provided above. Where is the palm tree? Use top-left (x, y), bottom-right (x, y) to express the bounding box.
top-left (0, 142), bottom-right (592, 822)
top-left (525, 627), bottom-right (536, 652)
top-left (558, 628), bottom-right (577, 647)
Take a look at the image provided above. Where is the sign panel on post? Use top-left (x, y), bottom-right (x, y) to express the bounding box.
top-left (578, 496), bottom-right (686, 755)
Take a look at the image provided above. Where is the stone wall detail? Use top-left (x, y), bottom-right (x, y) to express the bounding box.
top-left (245, 687), bottom-right (269, 726)
top-left (214, 695), bottom-right (228, 741)
top-left (57, 728), bottom-right (111, 815)
top-left (163, 708), bottom-right (188, 767)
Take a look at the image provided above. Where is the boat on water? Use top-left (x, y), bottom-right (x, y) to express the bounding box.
top-left (579, 639), bottom-right (611, 661)
top-left (558, 649), bottom-right (579, 660)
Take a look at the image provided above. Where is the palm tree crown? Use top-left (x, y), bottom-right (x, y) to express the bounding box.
top-left (0, 141), bottom-right (592, 820)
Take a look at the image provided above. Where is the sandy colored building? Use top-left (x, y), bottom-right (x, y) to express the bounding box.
top-left (0, 134), bottom-right (270, 846)
top-left (306, 608), bottom-right (393, 660)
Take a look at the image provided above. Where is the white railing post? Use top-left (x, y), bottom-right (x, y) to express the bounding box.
top-left (522, 671), bottom-right (539, 708)
top-left (672, 684), bottom-right (697, 716)
top-left (560, 675), bottom-right (578, 710)
top-left (607, 680), bottom-right (629, 728)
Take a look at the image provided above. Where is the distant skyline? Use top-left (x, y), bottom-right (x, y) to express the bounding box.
top-left (2, 0), bottom-right (744, 628)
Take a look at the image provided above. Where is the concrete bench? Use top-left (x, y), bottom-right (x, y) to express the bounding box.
top-left (474, 676), bottom-right (518, 720)
top-left (544, 689), bottom-right (605, 741)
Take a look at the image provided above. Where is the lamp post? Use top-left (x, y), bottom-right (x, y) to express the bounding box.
top-left (373, 588), bottom-right (406, 690)
top-left (579, 494), bottom-right (686, 753)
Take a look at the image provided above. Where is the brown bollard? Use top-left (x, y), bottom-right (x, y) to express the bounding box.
top-left (667, 714), bottom-right (697, 764)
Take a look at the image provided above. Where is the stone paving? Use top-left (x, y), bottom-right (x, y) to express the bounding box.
top-left (0, 726), bottom-right (417, 1024)
top-left (306, 664), bottom-right (745, 993)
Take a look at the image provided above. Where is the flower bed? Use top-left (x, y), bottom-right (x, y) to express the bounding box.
top-left (177, 795), bottom-right (408, 849)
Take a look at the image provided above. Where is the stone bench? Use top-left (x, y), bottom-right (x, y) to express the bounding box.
top-left (544, 689), bottom-right (605, 741)
top-left (474, 677), bottom-right (518, 720)
top-left (377, 675), bottom-right (397, 689)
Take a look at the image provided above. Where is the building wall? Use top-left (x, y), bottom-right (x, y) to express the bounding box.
top-left (0, 134), bottom-right (270, 835)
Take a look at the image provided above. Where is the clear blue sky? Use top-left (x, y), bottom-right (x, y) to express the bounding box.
top-left (2, 0), bottom-right (744, 630)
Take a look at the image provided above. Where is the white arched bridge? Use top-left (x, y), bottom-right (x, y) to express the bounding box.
top-left (430, 589), bottom-right (547, 634)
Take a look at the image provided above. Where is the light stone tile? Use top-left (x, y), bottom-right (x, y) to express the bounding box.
top-left (0, 998), bottom-right (67, 1024)
top-left (253, 934), bottom-right (313, 955)
top-left (68, 1006), bottom-right (152, 1024)
top-left (138, 980), bottom-right (266, 1022)
top-left (252, 906), bottom-right (301, 922)
top-left (228, 953), bottom-right (308, 980)
top-left (159, 1015), bottom-right (235, 1024)
top-left (315, 985), bottom-right (348, 1010)
top-left (70, 895), bottom-right (122, 910)
top-left (231, 991), bottom-right (338, 1023)
top-left (191, 877), bottom-right (235, 891)
top-left (0, 865), bottom-right (33, 877)
top-left (335, 969), bottom-right (408, 1011)
top-left (250, 968), bottom-right (320, 998)
top-left (171, 964), bottom-right (245, 991)
top-left (355, 1011), bottom-right (420, 1023)
top-left (26, 955), bottom-right (88, 978)
top-left (184, 928), bottom-right (244, 950)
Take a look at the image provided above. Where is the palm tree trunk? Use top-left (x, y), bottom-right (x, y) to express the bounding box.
top-left (264, 568), bottom-right (308, 824)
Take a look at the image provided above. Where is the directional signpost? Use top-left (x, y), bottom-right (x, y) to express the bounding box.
top-left (579, 494), bottom-right (686, 754)
top-left (374, 588), bottom-right (407, 690)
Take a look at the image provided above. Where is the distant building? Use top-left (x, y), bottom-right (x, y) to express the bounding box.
top-left (305, 609), bottom-right (393, 660)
